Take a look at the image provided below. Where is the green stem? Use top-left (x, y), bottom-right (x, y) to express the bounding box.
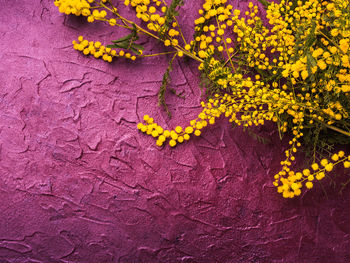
top-left (323, 123), bottom-right (350, 137)
top-left (141, 51), bottom-right (177, 57)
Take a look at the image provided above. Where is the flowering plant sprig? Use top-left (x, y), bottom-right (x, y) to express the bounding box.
top-left (54, 0), bottom-right (350, 198)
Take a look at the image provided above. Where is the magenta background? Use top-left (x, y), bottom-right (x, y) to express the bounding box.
top-left (0, 1), bottom-right (349, 262)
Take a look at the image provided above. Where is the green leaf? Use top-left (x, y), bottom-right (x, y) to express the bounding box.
top-left (306, 52), bottom-right (317, 67)
top-left (107, 42), bottom-right (129, 49)
top-left (106, 44), bottom-right (118, 49)
top-left (158, 53), bottom-right (178, 117)
top-left (159, 0), bottom-right (184, 39)
top-left (306, 51), bottom-right (317, 81)
top-left (131, 23), bottom-right (138, 38)
top-left (111, 34), bottom-right (133, 44)
top-left (257, 0), bottom-right (270, 8)
top-left (131, 43), bottom-right (144, 51)
top-left (305, 21), bottom-right (316, 48)
top-left (130, 47), bottom-right (141, 55)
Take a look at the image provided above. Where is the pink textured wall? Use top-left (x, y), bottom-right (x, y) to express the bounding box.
top-left (0, 1), bottom-right (349, 262)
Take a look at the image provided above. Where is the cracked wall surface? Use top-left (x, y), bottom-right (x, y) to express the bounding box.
top-left (0, 1), bottom-right (349, 262)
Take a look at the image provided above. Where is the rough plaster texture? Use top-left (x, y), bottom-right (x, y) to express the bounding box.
top-left (0, 1), bottom-right (349, 262)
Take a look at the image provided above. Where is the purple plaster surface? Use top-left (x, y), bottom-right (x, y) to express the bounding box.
top-left (0, 1), bottom-right (350, 262)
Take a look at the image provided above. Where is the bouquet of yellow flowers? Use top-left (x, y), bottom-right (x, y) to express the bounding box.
top-left (54, 0), bottom-right (350, 198)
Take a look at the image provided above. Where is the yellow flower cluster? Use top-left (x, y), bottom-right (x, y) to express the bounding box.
top-left (73, 36), bottom-right (136, 62)
top-left (275, 151), bottom-right (350, 198)
top-left (269, 0), bottom-right (350, 90)
top-left (138, 80), bottom-right (306, 148)
top-left (137, 115), bottom-right (196, 147)
top-left (193, 0), bottom-right (236, 60)
top-left (137, 0), bottom-right (350, 198)
top-left (54, 0), bottom-right (116, 23)
top-left (54, 0), bottom-right (92, 16)
top-left (86, 9), bottom-right (108, 23)
top-left (125, 0), bottom-right (164, 24)
top-left (124, 0), bottom-right (181, 47)
top-left (55, 0), bottom-right (350, 198)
